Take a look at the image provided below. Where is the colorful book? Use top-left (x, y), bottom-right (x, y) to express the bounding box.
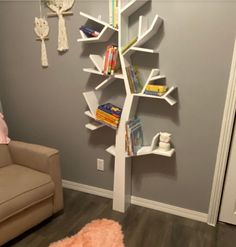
top-left (126, 118), bottom-right (143, 155)
top-left (98, 103), bottom-right (122, 118)
top-left (121, 37), bottom-right (138, 54)
top-left (80, 26), bottom-right (100, 37)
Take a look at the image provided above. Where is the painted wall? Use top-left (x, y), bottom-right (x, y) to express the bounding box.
top-left (0, 0), bottom-right (236, 213)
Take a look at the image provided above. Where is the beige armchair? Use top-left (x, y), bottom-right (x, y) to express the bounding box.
top-left (0, 141), bottom-right (64, 245)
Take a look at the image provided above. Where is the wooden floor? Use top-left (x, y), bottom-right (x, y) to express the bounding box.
top-left (4, 188), bottom-right (236, 247)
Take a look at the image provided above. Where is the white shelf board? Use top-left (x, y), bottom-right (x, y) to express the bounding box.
top-left (78, 26), bottom-right (115, 43)
top-left (83, 68), bottom-right (103, 76)
top-left (121, 0), bottom-right (150, 17)
top-left (106, 145), bottom-right (175, 158)
top-left (83, 68), bottom-right (124, 80)
top-left (80, 11), bottom-right (117, 31)
top-left (135, 15), bottom-right (162, 47)
top-left (84, 110), bottom-right (95, 119)
top-left (95, 77), bottom-right (115, 90)
top-left (133, 86), bottom-right (177, 106)
top-left (83, 91), bottom-right (99, 116)
top-left (123, 46), bottom-right (158, 57)
top-left (149, 75), bottom-right (166, 82)
top-left (85, 122), bottom-right (104, 131)
top-left (89, 54), bottom-right (104, 73)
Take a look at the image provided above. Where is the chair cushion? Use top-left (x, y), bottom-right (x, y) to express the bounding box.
top-left (0, 164), bottom-right (54, 222)
top-left (0, 144), bottom-right (12, 168)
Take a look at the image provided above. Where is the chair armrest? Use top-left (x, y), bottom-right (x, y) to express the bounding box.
top-left (8, 140), bottom-right (64, 213)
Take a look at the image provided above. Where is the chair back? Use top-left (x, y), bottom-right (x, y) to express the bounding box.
top-left (0, 145), bottom-right (12, 167)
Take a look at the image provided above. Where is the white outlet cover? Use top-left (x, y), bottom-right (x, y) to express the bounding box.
top-left (97, 159), bottom-right (104, 171)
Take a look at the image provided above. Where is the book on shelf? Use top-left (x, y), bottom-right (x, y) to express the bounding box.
top-left (126, 65), bottom-right (142, 93)
top-left (80, 26), bottom-right (100, 38)
top-left (144, 85), bottom-right (168, 96)
top-left (96, 103), bottom-right (122, 129)
top-left (126, 118), bottom-right (144, 155)
top-left (121, 36), bottom-right (138, 54)
top-left (109, 0), bottom-right (118, 29)
top-left (103, 45), bottom-right (120, 75)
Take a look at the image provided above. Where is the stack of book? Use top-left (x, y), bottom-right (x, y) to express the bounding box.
top-left (80, 26), bottom-right (100, 38)
top-left (126, 118), bottom-right (143, 155)
top-left (144, 85), bottom-right (168, 96)
top-left (96, 103), bottom-right (122, 129)
top-left (126, 65), bottom-right (142, 93)
top-left (103, 45), bottom-right (120, 75)
top-left (109, 0), bottom-right (118, 29)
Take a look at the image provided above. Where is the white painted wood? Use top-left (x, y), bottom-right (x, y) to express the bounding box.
top-left (95, 77), bottom-right (115, 90)
top-left (89, 54), bottom-right (104, 73)
top-left (79, 30), bottom-right (87, 39)
top-left (62, 179), bottom-right (208, 223)
top-left (62, 179), bottom-right (113, 199)
top-left (123, 46), bottom-right (157, 57)
top-left (84, 110), bottom-right (95, 119)
top-left (207, 39), bottom-right (236, 226)
top-left (77, 26), bottom-right (115, 43)
top-left (138, 16), bottom-right (143, 39)
top-left (121, 0), bottom-right (150, 17)
top-left (85, 122), bottom-right (104, 130)
top-left (134, 86), bottom-right (177, 106)
top-left (83, 68), bottom-right (124, 80)
top-left (79, 12), bottom-right (117, 30)
top-left (131, 196), bottom-right (208, 223)
top-left (136, 15), bottom-right (163, 47)
top-left (112, 95), bottom-right (138, 212)
top-left (141, 68), bottom-right (160, 93)
top-left (149, 75), bottom-right (165, 82)
top-left (81, 0), bottom-right (177, 213)
top-left (219, 122), bottom-right (236, 225)
top-left (83, 91), bottom-right (99, 117)
top-left (77, 12), bottom-right (117, 43)
top-left (106, 145), bottom-right (175, 158)
top-left (83, 68), bottom-right (103, 76)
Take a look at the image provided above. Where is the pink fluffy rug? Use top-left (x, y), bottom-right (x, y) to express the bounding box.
top-left (49, 219), bottom-right (125, 247)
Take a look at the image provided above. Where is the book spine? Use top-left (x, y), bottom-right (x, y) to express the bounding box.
top-left (80, 26), bottom-right (99, 37)
top-left (121, 36), bottom-right (138, 54)
top-left (103, 45), bottom-right (111, 74)
top-left (126, 67), bottom-right (135, 93)
top-left (129, 66), bottom-right (138, 93)
top-left (96, 110), bottom-right (120, 122)
top-left (111, 47), bottom-right (118, 75)
top-left (108, 47), bottom-right (114, 75)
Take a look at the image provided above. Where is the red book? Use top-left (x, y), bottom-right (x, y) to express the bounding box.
top-left (103, 45), bottom-right (112, 74)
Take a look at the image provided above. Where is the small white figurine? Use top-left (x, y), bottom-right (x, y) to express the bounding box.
top-left (159, 132), bottom-right (171, 151)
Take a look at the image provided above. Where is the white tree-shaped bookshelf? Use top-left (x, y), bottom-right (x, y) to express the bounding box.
top-left (78, 0), bottom-right (177, 212)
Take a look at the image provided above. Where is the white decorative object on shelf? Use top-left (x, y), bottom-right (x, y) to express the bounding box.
top-left (47, 0), bottom-right (74, 52)
top-left (80, 0), bottom-right (178, 213)
top-left (34, 17), bottom-right (49, 67)
top-left (159, 132), bottom-right (171, 151)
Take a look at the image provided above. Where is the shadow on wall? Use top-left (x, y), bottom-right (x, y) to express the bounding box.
top-left (132, 153), bottom-right (177, 191)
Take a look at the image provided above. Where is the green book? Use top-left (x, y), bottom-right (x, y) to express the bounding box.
top-left (121, 37), bottom-right (138, 54)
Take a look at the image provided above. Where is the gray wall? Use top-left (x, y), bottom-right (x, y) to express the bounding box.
top-left (0, 0), bottom-right (236, 213)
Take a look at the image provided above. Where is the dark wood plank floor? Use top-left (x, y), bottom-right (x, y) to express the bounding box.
top-left (3, 188), bottom-right (236, 247)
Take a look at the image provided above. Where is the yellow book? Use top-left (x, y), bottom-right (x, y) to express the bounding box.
top-left (145, 85), bottom-right (168, 93)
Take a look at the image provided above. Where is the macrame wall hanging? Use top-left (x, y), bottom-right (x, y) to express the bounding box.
top-left (46, 0), bottom-right (74, 52)
top-left (34, 2), bottom-right (49, 67)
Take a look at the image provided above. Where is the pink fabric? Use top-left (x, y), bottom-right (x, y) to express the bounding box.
top-left (49, 219), bottom-right (125, 247)
top-left (0, 113), bottom-right (10, 144)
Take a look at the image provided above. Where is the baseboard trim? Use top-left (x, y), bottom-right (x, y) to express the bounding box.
top-left (62, 179), bottom-right (113, 199)
top-left (62, 179), bottom-right (208, 223)
top-left (131, 196), bottom-right (207, 223)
